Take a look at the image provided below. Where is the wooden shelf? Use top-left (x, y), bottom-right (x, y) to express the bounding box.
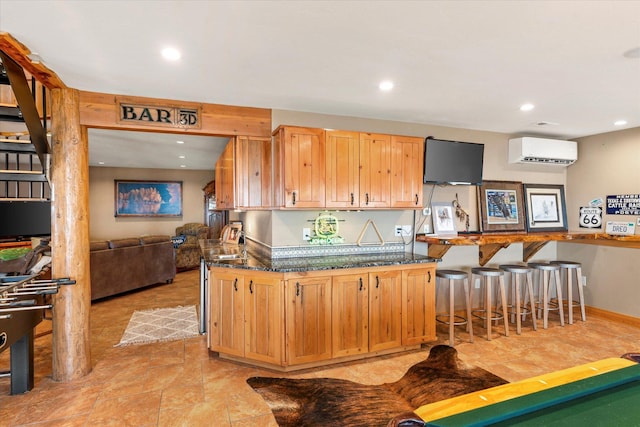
top-left (415, 233), bottom-right (640, 266)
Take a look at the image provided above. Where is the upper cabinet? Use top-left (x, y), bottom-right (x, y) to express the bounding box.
top-left (273, 126), bottom-right (326, 208)
top-left (390, 135), bottom-right (424, 208)
top-left (359, 133), bottom-right (392, 208)
top-left (325, 130), bottom-right (360, 208)
top-left (215, 136), bottom-right (272, 210)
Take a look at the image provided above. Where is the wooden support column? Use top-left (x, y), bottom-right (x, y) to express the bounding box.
top-left (50, 88), bottom-right (92, 381)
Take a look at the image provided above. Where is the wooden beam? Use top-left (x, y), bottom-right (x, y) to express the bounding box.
top-left (0, 32), bottom-right (66, 89)
top-left (78, 91), bottom-right (272, 138)
top-left (50, 88), bottom-right (92, 381)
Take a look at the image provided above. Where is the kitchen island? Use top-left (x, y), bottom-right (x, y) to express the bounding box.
top-left (200, 241), bottom-right (439, 371)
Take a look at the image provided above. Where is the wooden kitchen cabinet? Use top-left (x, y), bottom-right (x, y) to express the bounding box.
top-left (209, 269), bottom-right (283, 365)
top-left (209, 270), bottom-right (244, 357)
top-left (369, 270), bottom-right (403, 352)
top-left (402, 266), bottom-right (436, 345)
top-left (215, 136), bottom-right (272, 210)
top-left (285, 276), bottom-right (332, 365)
top-left (390, 135), bottom-right (424, 208)
top-left (359, 133), bottom-right (392, 208)
top-left (214, 139), bottom-right (235, 209)
top-left (273, 126), bottom-right (326, 208)
top-left (325, 130), bottom-right (360, 208)
top-left (244, 273), bottom-right (283, 365)
top-left (332, 273), bottom-right (369, 358)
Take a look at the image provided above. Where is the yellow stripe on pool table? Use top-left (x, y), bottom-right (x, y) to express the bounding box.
top-left (415, 357), bottom-right (636, 422)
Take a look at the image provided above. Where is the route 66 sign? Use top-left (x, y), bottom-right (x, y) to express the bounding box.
top-left (579, 206), bottom-right (602, 228)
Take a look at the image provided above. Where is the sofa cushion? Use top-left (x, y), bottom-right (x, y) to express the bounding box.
top-left (90, 240), bottom-right (110, 251)
top-left (108, 238), bottom-right (141, 249)
top-left (140, 235), bottom-right (170, 245)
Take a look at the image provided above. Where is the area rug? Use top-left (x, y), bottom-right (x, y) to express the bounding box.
top-left (115, 305), bottom-right (199, 347)
top-left (247, 345), bottom-right (507, 427)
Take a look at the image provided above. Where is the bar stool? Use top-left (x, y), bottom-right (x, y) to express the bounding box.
top-left (499, 264), bottom-right (537, 334)
top-left (550, 260), bottom-right (586, 324)
top-left (528, 262), bottom-right (565, 329)
top-left (470, 267), bottom-right (509, 340)
top-left (435, 269), bottom-right (474, 346)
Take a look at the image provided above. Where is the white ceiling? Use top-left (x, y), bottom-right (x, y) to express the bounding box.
top-left (1, 1), bottom-right (639, 170)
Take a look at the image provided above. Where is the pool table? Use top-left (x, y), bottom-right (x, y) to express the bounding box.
top-left (414, 358), bottom-right (640, 426)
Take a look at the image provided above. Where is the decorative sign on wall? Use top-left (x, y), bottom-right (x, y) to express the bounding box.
top-left (606, 194), bottom-right (640, 215)
top-left (579, 206), bottom-right (602, 229)
top-left (117, 99), bottom-right (201, 129)
top-left (605, 221), bottom-right (636, 236)
top-left (307, 213), bottom-right (345, 245)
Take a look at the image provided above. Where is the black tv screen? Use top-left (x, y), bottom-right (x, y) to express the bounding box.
top-left (423, 137), bottom-right (484, 185)
top-left (0, 201), bottom-right (51, 239)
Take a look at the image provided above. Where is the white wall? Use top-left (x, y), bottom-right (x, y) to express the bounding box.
top-left (89, 166), bottom-right (214, 240)
top-left (560, 127), bottom-right (640, 317)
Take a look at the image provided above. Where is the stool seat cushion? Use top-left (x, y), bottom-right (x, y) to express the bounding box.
top-left (471, 267), bottom-right (503, 276)
top-left (436, 269), bottom-right (468, 280)
top-left (499, 264), bottom-right (532, 273)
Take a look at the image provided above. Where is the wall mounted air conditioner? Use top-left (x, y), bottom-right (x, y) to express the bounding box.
top-left (508, 137), bottom-right (577, 166)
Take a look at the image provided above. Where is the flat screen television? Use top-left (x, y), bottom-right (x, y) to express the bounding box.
top-left (423, 137), bottom-right (484, 185)
top-left (0, 200), bottom-right (51, 240)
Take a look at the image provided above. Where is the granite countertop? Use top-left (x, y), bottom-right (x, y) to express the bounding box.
top-left (199, 241), bottom-right (439, 273)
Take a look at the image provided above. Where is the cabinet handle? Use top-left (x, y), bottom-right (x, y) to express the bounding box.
top-left (415, 194), bottom-right (419, 205)
top-left (292, 191), bottom-right (296, 205)
top-left (365, 193), bottom-right (369, 205)
top-left (359, 277), bottom-right (363, 291)
top-left (233, 278), bottom-right (238, 292)
top-left (296, 282), bottom-right (300, 296)
top-left (350, 193), bottom-right (354, 205)
top-left (249, 280), bottom-right (253, 294)
top-left (427, 271), bottom-right (431, 282)
top-left (376, 275), bottom-right (379, 288)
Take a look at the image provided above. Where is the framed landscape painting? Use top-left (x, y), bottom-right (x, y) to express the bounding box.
top-left (115, 180), bottom-right (183, 217)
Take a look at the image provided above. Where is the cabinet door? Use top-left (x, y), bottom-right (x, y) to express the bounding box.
top-left (285, 277), bottom-right (332, 365)
top-left (402, 266), bottom-right (436, 345)
top-left (210, 271), bottom-right (245, 357)
top-left (390, 135), bottom-right (424, 208)
top-left (215, 139), bottom-right (235, 209)
top-left (359, 133), bottom-right (391, 208)
top-left (369, 271), bottom-right (402, 352)
top-left (325, 130), bottom-right (360, 208)
top-left (244, 274), bottom-right (282, 365)
top-left (332, 273), bottom-right (368, 358)
top-left (275, 126), bottom-right (325, 208)
top-left (235, 136), bottom-right (272, 209)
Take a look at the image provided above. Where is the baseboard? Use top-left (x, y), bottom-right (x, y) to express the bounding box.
top-left (586, 306), bottom-right (640, 327)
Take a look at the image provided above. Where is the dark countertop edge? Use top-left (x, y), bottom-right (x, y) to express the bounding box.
top-left (203, 254), bottom-right (440, 273)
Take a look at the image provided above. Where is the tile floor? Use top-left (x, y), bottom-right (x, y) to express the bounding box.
top-left (1, 269), bottom-right (640, 426)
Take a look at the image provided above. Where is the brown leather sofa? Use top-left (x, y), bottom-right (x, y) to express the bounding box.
top-left (90, 235), bottom-right (175, 301)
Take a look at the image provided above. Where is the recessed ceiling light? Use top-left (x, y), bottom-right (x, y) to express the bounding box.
top-left (98, 161), bottom-right (105, 165)
top-left (180, 164), bottom-right (187, 168)
top-left (178, 155), bottom-right (185, 159)
top-left (520, 103), bottom-right (535, 112)
top-left (614, 120), bottom-right (627, 126)
top-left (161, 47), bottom-right (181, 61)
top-left (379, 80), bottom-right (394, 91)
top-left (176, 140), bottom-right (184, 144)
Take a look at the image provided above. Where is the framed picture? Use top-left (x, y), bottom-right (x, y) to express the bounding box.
top-left (222, 222), bottom-right (243, 244)
top-left (477, 180), bottom-right (526, 233)
top-left (114, 180), bottom-right (183, 217)
top-left (431, 202), bottom-right (458, 237)
top-left (523, 184), bottom-right (568, 232)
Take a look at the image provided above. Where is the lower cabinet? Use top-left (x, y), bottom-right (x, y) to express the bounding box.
top-left (208, 263), bottom-right (435, 370)
top-left (209, 269), bottom-right (283, 365)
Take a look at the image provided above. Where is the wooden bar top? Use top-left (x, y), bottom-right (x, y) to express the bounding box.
top-left (415, 232), bottom-right (640, 266)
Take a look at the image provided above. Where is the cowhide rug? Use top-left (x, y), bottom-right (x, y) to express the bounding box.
top-left (247, 345), bottom-right (507, 427)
